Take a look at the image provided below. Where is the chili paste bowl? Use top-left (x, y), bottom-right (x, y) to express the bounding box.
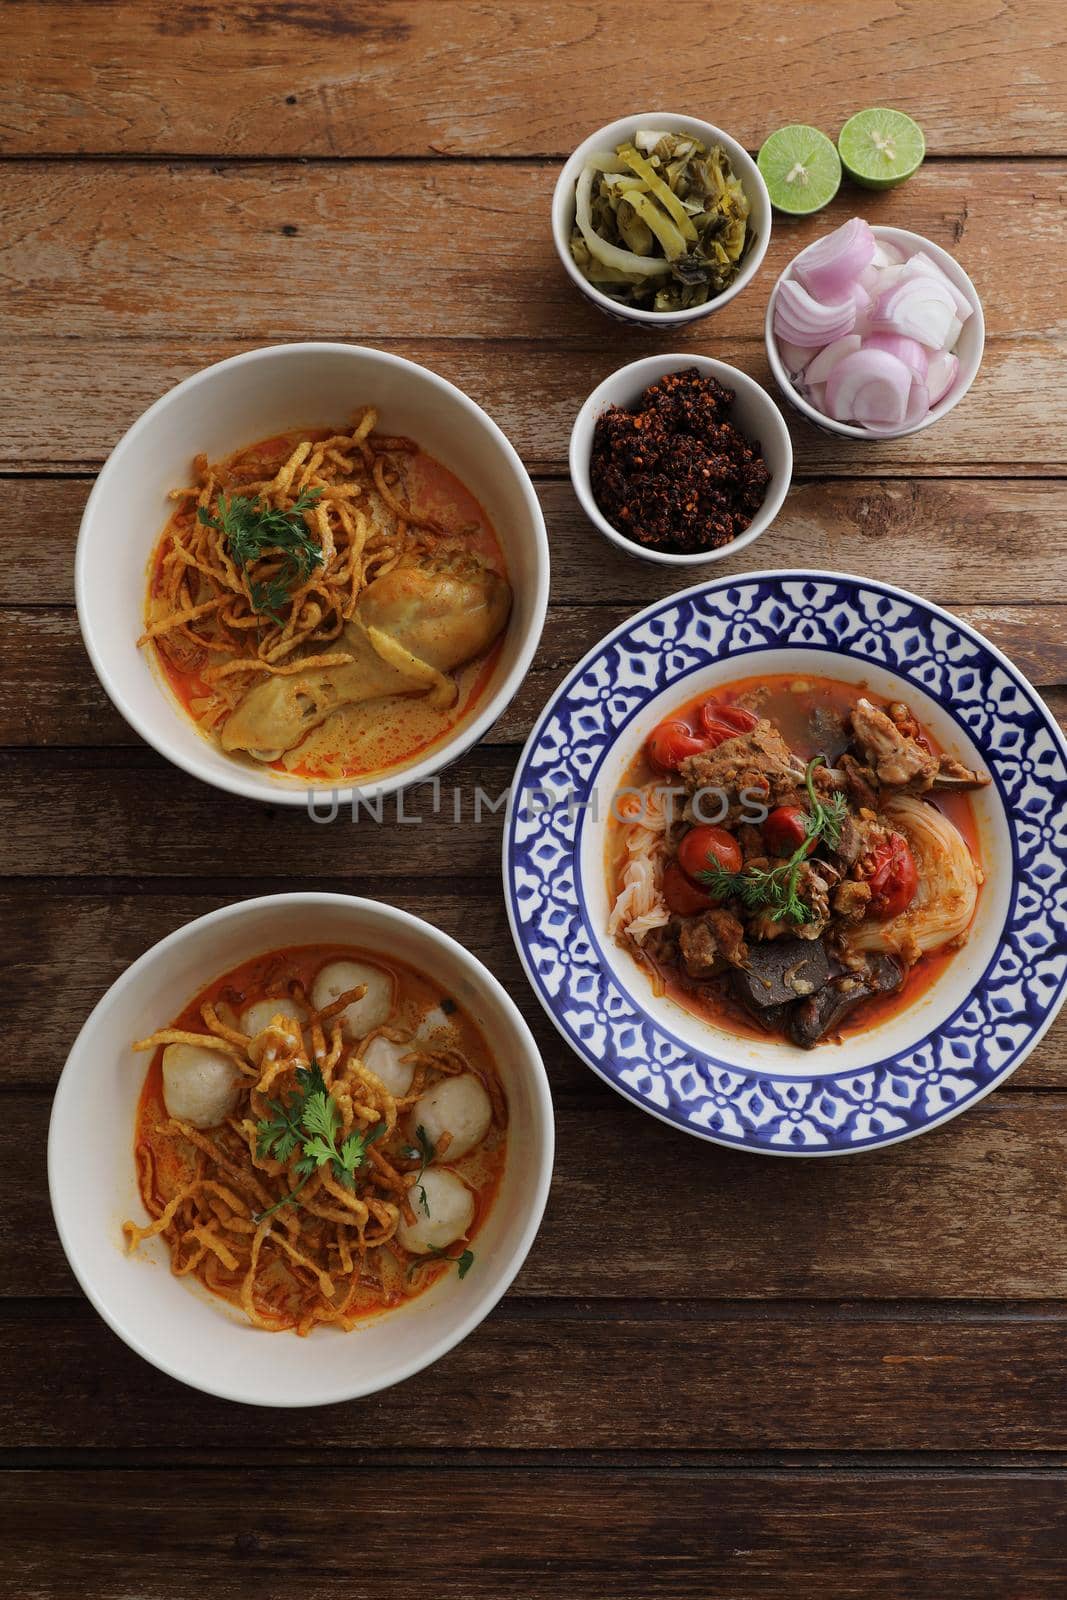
top-left (569, 354), bottom-right (792, 567)
top-left (503, 570), bottom-right (1067, 1156)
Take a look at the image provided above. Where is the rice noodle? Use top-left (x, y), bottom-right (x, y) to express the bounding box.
top-left (608, 782), bottom-right (672, 944)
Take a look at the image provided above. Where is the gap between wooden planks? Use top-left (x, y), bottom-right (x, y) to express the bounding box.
top-left (3, 0), bottom-right (1064, 157)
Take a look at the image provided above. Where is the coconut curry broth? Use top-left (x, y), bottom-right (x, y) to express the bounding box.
top-left (608, 673), bottom-right (983, 1044)
top-left (133, 944), bottom-right (507, 1321)
top-left (146, 429), bottom-right (508, 783)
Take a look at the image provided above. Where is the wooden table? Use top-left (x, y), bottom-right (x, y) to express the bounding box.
top-left (3, 3), bottom-right (1066, 1594)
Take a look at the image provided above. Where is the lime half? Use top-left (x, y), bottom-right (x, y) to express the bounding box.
top-left (838, 108), bottom-right (925, 189)
top-left (757, 125), bottom-right (842, 215)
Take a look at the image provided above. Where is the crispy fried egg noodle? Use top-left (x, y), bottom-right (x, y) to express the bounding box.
top-left (123, 959), bottom-right (506, 1336)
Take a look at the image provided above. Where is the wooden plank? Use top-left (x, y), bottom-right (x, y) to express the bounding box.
top-left (4, 1297), bottom-right (1067, 1453)
top-left (9, 477), bottom-right (1067, 611)
top-left (13, 1092), bottom-right (1067, 1300)
top-left (3, 337), bottom-right (1064, 477)
top-left (4, 0), bottom-right (1065, 158)
top-left (4, 889), bottom-right (1064, 1092)
top-left (1, 160), bottom-right (1060, 347)
top-left (3, 602), bottom-right (1064, 751)
top-left (2, 1468), bottom-right (1065, 1599)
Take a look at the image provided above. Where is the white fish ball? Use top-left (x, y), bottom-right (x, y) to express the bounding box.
top-left (415, 1004), bottom-right (457, 1044)
top-left (397, 1168), bottom-right (475, 1254)
top-left (412, 1073), bottom-right (492, 1161)
top-left (239, 998), bottom-right (309, 1038)
top-left (362, 1034), bottom-right (415, 1096)
top-left (162, 1042), bottom-right (243, 1129)
top-left (311, 960), bottom-right (393, 1041)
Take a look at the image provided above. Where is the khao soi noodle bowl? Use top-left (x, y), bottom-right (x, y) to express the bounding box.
top-left (608, 673), bottom-right (989, 1050)
top-left (125, 944), bottom-right (508, 1334)
top-left (140, 408), bottom-right (511, 786)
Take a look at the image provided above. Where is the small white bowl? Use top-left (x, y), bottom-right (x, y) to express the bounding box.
top-left (76, 343), bottom-right (550, 806)
top-left (552, 111), bottom-right (772, 328)
top-left (765, 225), bottom-right (985, 439)
top-left (48, 892), bottom-right (554, 1407)
top-left (569, 354), bottom-right (793, 567)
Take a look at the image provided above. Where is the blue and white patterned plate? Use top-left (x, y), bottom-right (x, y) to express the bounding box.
top-left (503, 571), bottom-right (1067, 1156)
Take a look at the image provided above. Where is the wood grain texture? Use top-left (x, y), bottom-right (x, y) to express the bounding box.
top-left (4, 889), bottom-right (1065, 1091)
top-left (5, 161), bottom-right (1061, 344)
top-left (4, 1297), bottom-right (1067, 1454)
top-left (8, 475), bottom-right (1067, 607)
top-left (5, 337), bottom-right (1064, 477)
top-left (9, 1092), bottom-right (1067, 1301)
top-left (3, 4), bottom-right (1067, 1591)
top-left (2, 1468), bottom-right (1065, 1599)
top-left (2, 602), bottom-right (1064, 750)
top-left (4, 0), bottom-right (1065, 158)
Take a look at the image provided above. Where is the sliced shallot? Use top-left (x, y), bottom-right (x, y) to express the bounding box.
top-left (864, 379), bottom-right (931, 434)
top-left (863, 332), bottom-right (929, 380)
top-left (900, 251), bottom-right (974, 323)
top-left (777, 339), bottom-right (819, 375)
top-left (871, 276), bottom-right (958, 350)
top-left (804, 334), bottom-right (862, 386)
top-left (774, 278), bottom-right (857, 346)
top-left (793, 217), bottom-right (876, 301)
top-left (825, 347), bottom-right (913, 428)
top-left (925, 349), bottom-right (959, 406)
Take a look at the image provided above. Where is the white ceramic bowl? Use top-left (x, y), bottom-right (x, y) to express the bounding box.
top-left (48, 893), bottom-right (554, 1406)
top-left (552, 111), bottom-right (772, 328)
top-left (76, 343), bottom-right (550, 805)
top-left (765, 225), bottom-right (985, 439)
top-left (569, 354), bottom-right (793, 567)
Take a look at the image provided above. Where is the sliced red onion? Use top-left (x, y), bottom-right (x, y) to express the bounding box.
top-left (926, 349), bottom-right (959, 406)
top-left (944, 314), bottom-right (963, 350)
top-left (825, 348), bottom-right (914, 428)
top-left (805, 334), bottom-right (862, 386)
top-left (804, 380), bottom-right (828, 414)
top-left (863, 379), bottom-right (931, 434)
top-left (863, 332), bottom-right (929, 380)
top-left (901, 251), bottom-right (974, 323)
top-left (774, 278), bottom-right (857, 346)
top-left (793, 217), bottom-right (876, 301)
top-left (777, 339), bottom-right (820, 376)
top-left (858, 262), bottom-right (884, 294)
top-left (871, 276), bottom-right (958, 351)
top-left (872, 239), bottom-right (905, 269)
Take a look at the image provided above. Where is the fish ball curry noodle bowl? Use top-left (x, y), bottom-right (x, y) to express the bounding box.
top-left (76, 344), bottom-right (550, 803)
top-left (48, 895), bottom-right (554, 1406)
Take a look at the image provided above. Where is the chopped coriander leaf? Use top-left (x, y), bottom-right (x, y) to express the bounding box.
top-left (198, 487), bottom-right (324, 623)
top-left (701, 757), bottom-right (848, 924)
top-left (406, 1245), bottom-right (475, 1281)
top-left (253, 1059), bottom-right (385, 1222)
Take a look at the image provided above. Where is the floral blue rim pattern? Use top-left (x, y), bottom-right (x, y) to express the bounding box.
top-left (503, 572), bottom-right (1067, 1156)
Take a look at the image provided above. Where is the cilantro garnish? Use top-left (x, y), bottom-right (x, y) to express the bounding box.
top-left (254, 1061), bottom-right (385, 1223)
top-left (701, 757), bottom-right (848, 924)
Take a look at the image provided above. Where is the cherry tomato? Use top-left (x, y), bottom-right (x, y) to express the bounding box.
top-left (866, 831), bottom-right (918, 920)
top-left (677, 825), bottom-right (743, 885)
top-left (763, 805), bottom-right (815, 857)
top-left (699, 698), bottom-right (759, 746)
top-left (662, 860), bottom-right (713, 917)
top-left (647, 719), bottom-right (709, 773)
